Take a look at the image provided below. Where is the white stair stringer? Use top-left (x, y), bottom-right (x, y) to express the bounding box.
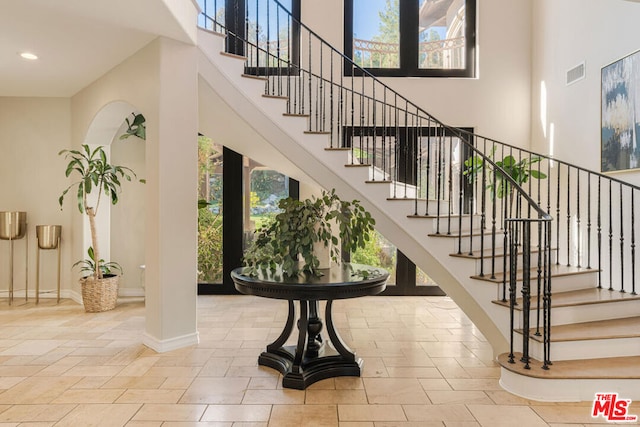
top-left (196, 28), bottom-right (512, 355)
top-left (196, 28), bottom-right (640, 401)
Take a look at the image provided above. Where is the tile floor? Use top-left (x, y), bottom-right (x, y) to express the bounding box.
top-left (0, 295), bottom-right (630, 426)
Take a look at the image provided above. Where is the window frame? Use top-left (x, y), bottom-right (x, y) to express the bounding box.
top-left (344, 0), bottom-right (476, 78)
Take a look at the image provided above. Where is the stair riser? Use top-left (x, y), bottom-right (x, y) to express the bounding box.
top-left (515, 335), bottom-right (640, 361)
top-left (430, 215), bottom-right (482, 234)
top-left (515, 297), bottom-right (639, 326)
top-left (454, 235), bottom-right (505, 253)
top-left (474, 249), bottom-right (558, 276)
top-left (385, 199), bottom-right (450, 215)
top-left (500, 368), bottom-right (640, 401)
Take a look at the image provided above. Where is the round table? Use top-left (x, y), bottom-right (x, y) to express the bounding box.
top-left (231, 263), bottom-right (388, 389)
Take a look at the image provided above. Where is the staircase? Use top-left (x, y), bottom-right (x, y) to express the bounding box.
top-left (195, 4), bottom-right (640, 402)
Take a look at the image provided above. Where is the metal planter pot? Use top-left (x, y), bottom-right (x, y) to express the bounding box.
top-left (0, 211), bottom-right (27, 240)
top-left (36, 225), bottom-right (62, 249)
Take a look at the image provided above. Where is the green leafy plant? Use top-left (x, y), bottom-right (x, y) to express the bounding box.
top-left (59, 144), bottom-right (144, 280)
top-left (73, 247), bottom-right (122, 276)
top-left (119, 113), bottom-right (146, 140)
top-left (463, 147), bottom-right (547, 201)
top-left (197, 206), bottom-right (223, 282)
top-left (243, 189), bottom-right (376, 277)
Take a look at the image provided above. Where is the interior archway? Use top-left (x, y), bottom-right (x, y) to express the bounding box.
top-left (81, 101), bottom-right (147, 300)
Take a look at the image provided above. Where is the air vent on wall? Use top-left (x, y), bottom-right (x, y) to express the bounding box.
top-left (566, 62), bottom-right (586, 85)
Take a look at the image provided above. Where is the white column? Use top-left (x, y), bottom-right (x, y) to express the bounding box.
top-left (143, 38), bottom-right (199, 352)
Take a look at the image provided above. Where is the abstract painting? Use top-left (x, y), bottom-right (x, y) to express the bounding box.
top-left (601, 49), bottom-right (640, 172)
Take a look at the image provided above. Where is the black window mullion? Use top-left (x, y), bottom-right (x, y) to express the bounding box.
top-left (400, 0), bottom-right (419, 76)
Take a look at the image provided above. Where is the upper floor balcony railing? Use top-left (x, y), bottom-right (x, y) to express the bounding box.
top-left (353, 36), bottom-right (466, 69)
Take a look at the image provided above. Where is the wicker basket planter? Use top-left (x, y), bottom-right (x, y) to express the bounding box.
top-left (80, 275), bottom-right (119, 312)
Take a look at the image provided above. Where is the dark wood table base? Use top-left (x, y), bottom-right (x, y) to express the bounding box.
top-left (231, 264), bottom-right (388, 390)
top-left (258, 299), bottom-right (362, 390)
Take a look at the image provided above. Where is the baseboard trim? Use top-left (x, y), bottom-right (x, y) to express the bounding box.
top-left (143, 331), bottom-right (200, 353)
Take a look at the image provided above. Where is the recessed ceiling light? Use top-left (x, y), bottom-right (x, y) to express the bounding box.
top-left (19, 52), bottom-right (38, 60)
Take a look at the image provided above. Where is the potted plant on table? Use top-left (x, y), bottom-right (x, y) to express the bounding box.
top-left (243, 189), bottom-right (377, 278)
top-left (59, 144), bottom-right (143, 312)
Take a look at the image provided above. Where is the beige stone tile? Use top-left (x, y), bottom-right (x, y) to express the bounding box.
top-left (334, 377), bottom-right (364, 390)
top-left (52, 388), bottom-right (125, 403)
top-left (55, 403), bottom-right (142, 427)
top-left (0, 404), bottom-right (76, 422)
top-left (362, 378), bottom-right (429, 404)
top-left (0, 366), bottom-right (43, 377)
top-left (385, 367), bottom-right (442, 378)
top-left (161, 376), bottom-right (195, 389)
top-left (115, 356), bottom-right (159, 377)
top-left (161, 423), bottom-right (232, 427)
top-left (124, 422), bottom-right (163, 427)
top-left (305, 389), bottom-right (368, 404)
top-left (247, 376), bottom-right (279, 390)
top-left (200, 405), bottom-right (271, 422)
top-left (0, 378), bottom-right (25, 390)
top-left (446, 378), bottom-right (501, 391)
top-left (61, 365), bottom-right (123, 377)
top-left (70, 376), bottom-right (111, 389)
top-left (268, 404), bottom-right (338, 426)
top-left (403, 404), bottom-right (475, 422)
top-left (436, 366), bottom-right (472, 379)
top-left (337, 423), bottom-right (373, 427)
top-left (242, 389), bottom-right (305, 405)
top-left (337, 405), bottom-right (406, 422)
top-left (375, 423), bottom-right (442, 427)
top-left (180, 377), bottom-right (249, 404)
top-left (198, 358), bottom-right (233, 377)
top-left (0, 340), bottom-right (65, 356)
top-left (467, 404), bottom-right (548, 427)
top-left (485, 390), bottom-right (557, 406)
top-left (13, 422), bottom-right (57, 427)
top-left (0, 377), bottom-right (81, 404)
top-left (225, 366), bottom-right (276, 378)
top-left (426, 390), bottom-right (493, 405)
top-left (532, 404), bottom-right (611, 424)
top-left (143, 367), bottom-right (202, 378)
top-left (440, 422), bottom-right (480, 427)
top-left (116, 388), bottom-right (185, 404)
top-left (132, 404), bottom-right (206, 422)
top-left (359, 358), bottom-right (388, 378)
top-left (102, 375), bottom-right (167, 389)
top-left (418, 378), bottom-right (452, 391)
top-left (462, 367), bottom-right (501, 378)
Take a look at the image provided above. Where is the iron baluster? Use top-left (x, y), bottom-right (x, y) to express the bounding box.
top-left (620, 183), bottom-right (625, 292)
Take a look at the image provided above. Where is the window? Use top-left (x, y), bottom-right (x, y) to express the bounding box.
top-left (344, 0), bottom-right (476, 77)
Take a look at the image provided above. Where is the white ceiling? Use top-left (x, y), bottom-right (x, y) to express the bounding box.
top-left (0, 0), bottom-right (196, 97)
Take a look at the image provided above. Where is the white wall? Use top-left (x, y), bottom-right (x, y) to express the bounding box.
top-left (301, 0), bottom-right (533, 146)
top-left (531, 0), bottom-right (640, 186)
top-left (111, 128), bottom-right (146, 295)
top-left (0, 97), bottom-right (73, 299)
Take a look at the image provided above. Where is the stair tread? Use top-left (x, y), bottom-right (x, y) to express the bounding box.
top-left (498, 352), bottom-right (640, 379)
top-left (387, 197), bottom-right (450, 203)
top-left (428, 230), bottom-right (494, 239)
top-left (241, 74), bottom-right (267, 81)
top-left (519, 316), bottom-right (640, 343)
top-left (494, 287), bottom-right (640, 310)
top-left (451, 246), bottom-right (553, 260)
top-left (474, 264), bottom-right (597, 283)
top-left (408, 213), bottom-right (477, 219)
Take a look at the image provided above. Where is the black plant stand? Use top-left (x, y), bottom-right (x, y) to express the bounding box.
top-left (231, 263), bottom-right (388, 389)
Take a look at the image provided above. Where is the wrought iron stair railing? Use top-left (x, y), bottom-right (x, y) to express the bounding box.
top-left (197, 0), bottom-right (639, 370)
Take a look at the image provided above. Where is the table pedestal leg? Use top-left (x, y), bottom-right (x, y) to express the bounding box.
top-left (257, 299), bottom-right (363, 390)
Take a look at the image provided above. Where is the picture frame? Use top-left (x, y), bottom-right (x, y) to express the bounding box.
top-left (601, 49), bottom-right (640, 173)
